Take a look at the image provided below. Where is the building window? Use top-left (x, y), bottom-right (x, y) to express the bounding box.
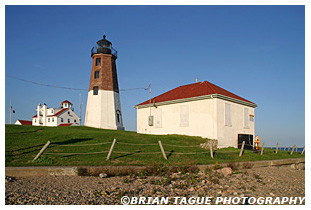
top-left (51, 110), bottom-right (54, 114)
top-left (52, 118), bottom-right (54, 122)
top-left (34, 119), bottom-right (36, 123)
top-left (74, 119), bottom-right (76, 123)
top-left (61, 118), bottom-right (63, 122)
top-left (68, 111), bottom-right (70, 115)
top-left (225, 103), bottom-right (232, 126)
top-left (68, 119), bottom-right (70, 123)
top-left (93, 86), bottom-right (98, 95)
top-left (244, 108), bottom-right (249, 128)
top-left (96, 58), bottom-right (101, 66)
top-left (48, 118), bottom-right (50, 122)
top-left (180, 105), bottom-right (189, 127)
top-left (94, 71), bottom-right (100, 79)
top-left (155, 108), bottom-right (162, 128)
top-left (116, 110), bottom-right (122, 124)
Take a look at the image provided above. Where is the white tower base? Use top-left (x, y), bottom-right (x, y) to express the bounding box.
top-left (84, 90), bottom-right (124, 130)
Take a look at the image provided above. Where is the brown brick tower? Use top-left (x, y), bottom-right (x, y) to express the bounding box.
top-left (84, 35), bottom-right (124, 130)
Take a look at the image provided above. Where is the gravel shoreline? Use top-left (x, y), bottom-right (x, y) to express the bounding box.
top-left (5, 166), bottom-right (305, 205)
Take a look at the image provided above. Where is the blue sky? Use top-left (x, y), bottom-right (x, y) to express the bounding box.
top-left (5, 5), bottom-right (305, 147)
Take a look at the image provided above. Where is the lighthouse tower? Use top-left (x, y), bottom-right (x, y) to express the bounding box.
top-left (84, 35), bottom-right (124, 130)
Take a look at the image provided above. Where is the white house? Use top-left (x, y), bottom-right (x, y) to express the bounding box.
top-left (135, 81), bottom-right (257, 148)
top-left (32, 100), bottom-right (80, 127)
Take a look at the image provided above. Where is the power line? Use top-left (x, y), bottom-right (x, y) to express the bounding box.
top-left (5, 74), bottom-right (149, 92)
top-left (6, 74), bottom-right (88, 91)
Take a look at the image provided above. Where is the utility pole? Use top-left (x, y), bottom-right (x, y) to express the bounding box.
top-left (10, 97), bottom-right (12, 124)
top-left (149, 84), bottom-right (151, 115)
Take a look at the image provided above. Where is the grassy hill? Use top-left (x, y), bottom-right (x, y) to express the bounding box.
top-left (5, 125), bottom-right (304, 167)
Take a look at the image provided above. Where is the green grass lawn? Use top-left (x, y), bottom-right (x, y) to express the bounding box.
top-left (5, 125), bottom-right (304, 167)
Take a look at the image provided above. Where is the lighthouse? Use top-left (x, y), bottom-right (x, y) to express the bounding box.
top-left (84, 35), bottom-right (124, 130)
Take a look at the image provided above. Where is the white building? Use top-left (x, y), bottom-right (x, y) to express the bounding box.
top-left (135, 81), bottom-right (257, 148)
top-left (32, 100), bottom-right (80, 127)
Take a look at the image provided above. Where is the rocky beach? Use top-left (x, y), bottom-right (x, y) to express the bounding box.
top-left (5, 166), bottom-right (305, 205)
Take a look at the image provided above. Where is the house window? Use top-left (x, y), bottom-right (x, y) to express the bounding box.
top-left (96, 58), bottom-right (101, 66)
top-left (155, 108), bottom-right (162, 128)
top-left (48, 118), bottom-right (50, 122)
top-left (61, 118), bottom-right (63, 122)
top-left (94, 71), bottom-right (100, 79)
top-left (244, 108), bottom-right (249, 128)
top-left (52, 118), bottom-right (54, 122)
top-left (93, 86), bottom-right (98, 95)
top-left (68, 119), bottom-right (70, 123)
top-left (180, 105), bottom-right (189, 127)
top-left (34, 119), bottom-right (36, 123)
top-left (51, 110), bottom-right (54, 114)
top-left (225, 103), bottom-right (232, 126)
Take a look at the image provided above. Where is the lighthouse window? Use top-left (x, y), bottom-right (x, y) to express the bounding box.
top-left (94, 71), bottom-right (100, 79)
top-left (96, 58), bottom-right (101, 66)
top-left (93, 86), bottom-right (98, 95)
top-left (116, 111), bottom-right (121, 124)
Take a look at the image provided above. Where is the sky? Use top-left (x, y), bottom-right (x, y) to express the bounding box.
top-left (4, 5), bottom-right (306, 147)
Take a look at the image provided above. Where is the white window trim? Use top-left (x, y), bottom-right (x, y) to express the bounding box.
top-left (155, 108), bottom-right (162, 128)
top-left (224, 103), bottom-right (232, 126)
top-left (244, 107), bottom-right (250, 129)
top-left (180, 105), bottom-right (189, 127)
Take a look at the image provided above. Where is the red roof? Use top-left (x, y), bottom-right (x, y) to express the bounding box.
top-left (136, 81), bottom-right (256, 106)
top-left (17, 120), bottom-right (32, 125)
top-left (47, 108), bottom-right (68, 117)
top-left (61, 100), bottom-right (72, 105)
top-left (32, 108), bottom-right (68, 118)
top-left (58, 123), bottom-right (72, 127)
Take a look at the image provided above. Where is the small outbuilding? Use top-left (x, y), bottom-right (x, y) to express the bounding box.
top-left (15, 120), bottom-right (32, 125)
top-left (135, 81), bottom-right (257, 148)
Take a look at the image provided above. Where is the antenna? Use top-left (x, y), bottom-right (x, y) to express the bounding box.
top-left (79, 94), bottom-right (82, 124)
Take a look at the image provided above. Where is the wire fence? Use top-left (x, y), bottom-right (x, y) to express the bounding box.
top-left (32, 139), bottom-right (305, 162)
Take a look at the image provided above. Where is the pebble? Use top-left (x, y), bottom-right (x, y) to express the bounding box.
top-left (5, 167), bottom-right (305, 205)
top-left (99, 173), bottom-right (108, 178)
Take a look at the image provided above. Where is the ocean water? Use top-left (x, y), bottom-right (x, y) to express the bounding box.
top-left (267, 147), bottom-right (305, 153)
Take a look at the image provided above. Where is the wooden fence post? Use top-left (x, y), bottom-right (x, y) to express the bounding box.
top-left (158, 141), bottom-right (167, 160)
top-left (275, 142), bottom-right (279, 154)
top-left (33, 141), bottom-right (51, 162)
top-left (210, 144), bottom-right (214, 159)
top-left (290, 145), bottom-right (296, 155)
top-left (106, 139), bottom-right (117, 160)
top-left (239, 141), bottom-right (245, 157)
top-left (260, 142), bottom-right (265, 155)
top-left (301, 146), bottom-right (305, 155)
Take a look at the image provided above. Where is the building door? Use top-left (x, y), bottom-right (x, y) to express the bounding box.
top-left (238, 134), bottom-right (253, 150)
